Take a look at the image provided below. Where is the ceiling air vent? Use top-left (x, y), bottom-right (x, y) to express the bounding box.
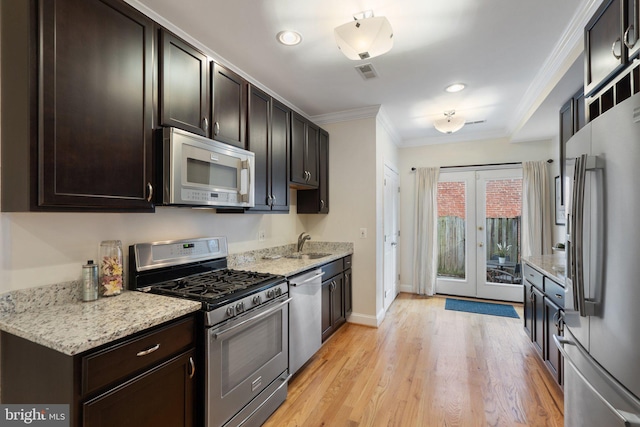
top-left (355, 63), bottom-right (379, 80)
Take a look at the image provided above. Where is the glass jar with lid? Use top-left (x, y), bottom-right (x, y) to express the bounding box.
top-left (99, 240), bottom-right (123, 296)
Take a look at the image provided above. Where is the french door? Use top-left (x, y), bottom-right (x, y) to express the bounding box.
top-left (435, 168), bottom-right (523, 302)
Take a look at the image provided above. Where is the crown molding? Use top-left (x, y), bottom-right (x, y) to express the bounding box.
top-left (376, 106), bottom-right (402, 146)
top-left (311, 105), bottom-right (382, 125)
top-left (509, 0), bottom-right (602, 135)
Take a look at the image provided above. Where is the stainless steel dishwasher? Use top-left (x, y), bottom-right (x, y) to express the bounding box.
top-left (289, 268), bottom-right (324, 375)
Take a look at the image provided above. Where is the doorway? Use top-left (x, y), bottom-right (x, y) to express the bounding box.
top-left (383, 165), bottom-right (400, 311)
top-left (435, 168), bottom-right (523, 302)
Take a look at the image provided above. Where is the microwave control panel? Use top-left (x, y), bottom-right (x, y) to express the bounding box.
top-left (181, 189), bottom-right (237, 204)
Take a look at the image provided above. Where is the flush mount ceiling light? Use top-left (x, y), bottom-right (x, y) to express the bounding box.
top-left (334, 10), bottom-right (393, 60)
top-left (276, 30), bottom-right (302, 46)
top-left (445, 83), bottom-right (466, 93)
top-left (434, 111), bottom-right (465, 134)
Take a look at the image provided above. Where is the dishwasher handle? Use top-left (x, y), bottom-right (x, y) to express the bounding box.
top-left (290, 270), bottom-right (324, 287)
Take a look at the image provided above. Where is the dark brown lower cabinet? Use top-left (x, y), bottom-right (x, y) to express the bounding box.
top-left (321, 256), bottom-right (352, 342)
top-left (532, 285), bottom-right (545, 356)
top-left (1, 315), bottom-right (197, 427)
top-left (544, 297), bottom-right (564, 385)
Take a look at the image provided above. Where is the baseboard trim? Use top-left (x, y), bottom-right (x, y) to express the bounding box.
top-left (399, 283), bottom-right (413, 293)
top-left (347, 310), bottom-right (383, 328)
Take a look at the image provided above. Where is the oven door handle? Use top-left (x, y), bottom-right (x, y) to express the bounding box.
top-left (212, 297), bottom-right (292, 340)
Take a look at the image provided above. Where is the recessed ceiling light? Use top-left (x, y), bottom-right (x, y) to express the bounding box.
top-left (445, 83), bottom-right (466, 93)
top-left (276, 31), bottom-right (302, 46)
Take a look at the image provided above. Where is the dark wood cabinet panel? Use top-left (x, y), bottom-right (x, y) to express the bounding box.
top-left (211, 62), bottom-right (247, 149)
top-left (331, 275), bottom-right (345, 327)
top-left (523, 280), bottom-right (534, 340)
top-left (290, 112), bottom-right (319, 188)
top-left (37, 0), bottom-right (155, 210)
top-left (625, 0), bottom-right (640, 59)
top-left (246, 87), bottom-right (289, 212)
top-left (585, 0), bottom-right (626, 96)
top-left (84, 350), bottom-right (195, 427)
top-left (321, 280), bottom-right (332, 340)
top-left (344, 268), bottom-right (352, 315)
top-left (270, 100), bottom-right (291, 211)
top-left (159, 30), bottom-right (210, 137)
top-left (532, 285), bottom-right (544, 356)
top-left (321, 257), bottom-right (351, 342)
top-left (544, 298), bottom-right (563, 385)
top-left (298, 129), bottom-right (329, 213)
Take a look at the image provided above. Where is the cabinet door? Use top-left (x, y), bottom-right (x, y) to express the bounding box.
top-left (625, 0), bottom-right (640, 59)
top-left (532, 285), bottom-right (545, 356)
top-left (270, 100), bottom-right (290, 211)
top-left (212, 62), bottom-right (247, 149)
top-left (574, 89), bottom-right (586, 132)
top-left (321, 279), bottom-right (332, 342)
top-left (247, 86), bottom-right (271, 211)
top-left (331, 275), bottom-right (345, 328)
top-left (544, 298), bottom-right (563, 385)
top-left (39, 0), bottom-right (154, 210)
top-left (523, 280), bottom-right (534, 340)
top-left (297, 129), bottom-right (329, 213)
top-left (344, 269), bottom-right (352, 316)
top-left (290, 112), bottom-right (307, 185)
top-left (585, 0), bottom-right (625, 96)
top-left (160, 31), bottom-right (209, 137)
top-left (305, 122), bottom-right (320, 187)
top-left (83, 350), bottom-right (195, 427)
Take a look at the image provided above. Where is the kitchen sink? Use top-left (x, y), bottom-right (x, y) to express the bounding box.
top-left (285, 253), bottom-right (331, 260)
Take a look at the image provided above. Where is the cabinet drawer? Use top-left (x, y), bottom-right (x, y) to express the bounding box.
top-left (545, 278), bottom-right (565, 308)
top-left (322, 259), bottom-right (343, 280)
top-left (343, 255), bottom-right (352, 270)
top-left (523, 263), bottom-right (544, 290)
top-left (82, 316), bottom-right (195, 395)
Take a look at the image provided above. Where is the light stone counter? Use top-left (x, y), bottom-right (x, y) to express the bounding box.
top-left (228, 242), bottom-right (354, 277)
top-left (0, 285), bottom-right (201, 356)
top-left (522, 254), bottom-right (566, 285)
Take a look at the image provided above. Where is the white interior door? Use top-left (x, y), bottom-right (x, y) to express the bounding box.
top-left (436, 168), bottom-right (523, 302)
top-left (383, 165), bottom-right (399, 310)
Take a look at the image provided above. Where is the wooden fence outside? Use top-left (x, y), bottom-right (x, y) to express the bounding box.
top-left (437, 216), bottom-right (521, 278)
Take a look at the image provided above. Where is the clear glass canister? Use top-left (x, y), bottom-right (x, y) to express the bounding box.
top-left (99, 240), bottom-right (123, 296)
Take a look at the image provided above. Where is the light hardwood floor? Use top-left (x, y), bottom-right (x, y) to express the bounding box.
top-left (264, 293), bottom-right (563, 427)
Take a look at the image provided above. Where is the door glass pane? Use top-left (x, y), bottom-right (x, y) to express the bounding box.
top-left (485, 178), bottom-right (522, 284)
top-left (437, 181), bottom-right (466, 279)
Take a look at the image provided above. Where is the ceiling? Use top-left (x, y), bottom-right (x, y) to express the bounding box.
top-left (130, 0), bottom-right (601, 146)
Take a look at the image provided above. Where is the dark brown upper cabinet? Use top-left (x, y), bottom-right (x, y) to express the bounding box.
top-left (159, 30), bottom-right (210, 137)
top-left (290, 112), bottom-right (319, 188)
top-left (298, 129), bottom-right (329, 214)
top-left (1, 0), bottom-right (156, 211)
top-left (585, 0), bottom-right (627, 96)
top-left (247, 86), bottom-right (289, 212)
top-left (625, 0), bottom-right (640, 59)
top-left (211, 62), bottom-right (247, 149)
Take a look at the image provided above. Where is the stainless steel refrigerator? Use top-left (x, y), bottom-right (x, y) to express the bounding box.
top-left (559, 92), bottom-right (640, 426)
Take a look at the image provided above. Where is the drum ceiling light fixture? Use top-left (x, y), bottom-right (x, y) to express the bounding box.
top-left (334, 10), bottom-right (393, 60)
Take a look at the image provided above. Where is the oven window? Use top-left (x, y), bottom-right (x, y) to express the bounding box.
top-left (221, 311), bottom-right (283, 394)
top-left (186, 158), bottom-right (237, 189)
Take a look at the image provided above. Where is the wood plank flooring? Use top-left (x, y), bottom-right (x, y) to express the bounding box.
top-left (264, 293), bottom-right (563, 427)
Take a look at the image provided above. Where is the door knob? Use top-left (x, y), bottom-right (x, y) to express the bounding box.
top-left (478, 242), bottom-right (484, 247)
top-left (478, 226), bottom-right (483, 231)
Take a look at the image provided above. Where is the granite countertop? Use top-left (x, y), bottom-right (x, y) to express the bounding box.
top-left (229, 241), bottom-right (354, 277)
top-left (522, 254), bottom-right (566, 285)
top-left (0, 289), bottom-right (201, 356)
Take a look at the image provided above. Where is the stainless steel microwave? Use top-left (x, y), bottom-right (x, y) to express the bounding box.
top-left (161, 127), bottom-right (255, 208)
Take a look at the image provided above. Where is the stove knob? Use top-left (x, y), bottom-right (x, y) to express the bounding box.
top-left (266, 289), bottom-right (275, 299)
top-left (236, 302), bottom-right (245, 313)
top-left (226, 307), bottom-right (235, 317)
top-left (252, 295), bottom-right (262, 305)
top-left (275, 288), bottom-right (282, 296)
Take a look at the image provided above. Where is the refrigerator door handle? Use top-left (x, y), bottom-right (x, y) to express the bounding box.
top-left (554, 335), bottom-right (640, 427)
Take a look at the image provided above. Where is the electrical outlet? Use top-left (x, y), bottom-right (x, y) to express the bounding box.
top-left (258, 230), bottom-right (266, 241)
top-left (359, 228), bottom-right (368, 238)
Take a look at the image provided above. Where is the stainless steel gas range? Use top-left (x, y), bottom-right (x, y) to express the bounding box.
top-left (129, 237), bottom-right (290, 427)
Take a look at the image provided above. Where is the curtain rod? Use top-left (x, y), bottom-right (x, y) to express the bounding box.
top-left (410, 159), bottom-right (553, 171)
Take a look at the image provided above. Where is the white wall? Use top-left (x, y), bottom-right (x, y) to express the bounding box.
top-left (0, 192), bottom-right (305, 292)
top-left (304, 117), bottom-right (379, 325)
top-left (398, 136), bottom-right (557, 290)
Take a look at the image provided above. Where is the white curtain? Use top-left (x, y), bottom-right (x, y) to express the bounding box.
top-left (413, 167), bottom-right (440, 296)
top-left (521, 161), bottom-right (552, 257)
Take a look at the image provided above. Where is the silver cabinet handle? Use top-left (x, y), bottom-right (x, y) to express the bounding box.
top-left (203, 117), bottom-right (209, 133)
top-left (320, 199), bottom-right (325, 209)
top-left (146, 182), bottom-right (153, 202)
top-left (267, 195), bottom-right (272, 206)
top-left (214, 121), bottom-right (220, 136)
top-left (272, 195), bottom-right (276, 206)
top-left (188, 356), bottom-right (195, 379)
top-left (136, 343), bottom-right (160, 357)
top-left (625, 25), bottom-right (637, 49)
top-left (612, 37), bottom-right (622, 59)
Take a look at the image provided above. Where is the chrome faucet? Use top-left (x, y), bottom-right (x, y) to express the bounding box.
top-left (297, 232), bottom-right (311, 253)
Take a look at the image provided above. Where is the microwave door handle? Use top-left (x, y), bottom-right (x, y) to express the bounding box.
top-left (240, 160), bottom-right (249, 197)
